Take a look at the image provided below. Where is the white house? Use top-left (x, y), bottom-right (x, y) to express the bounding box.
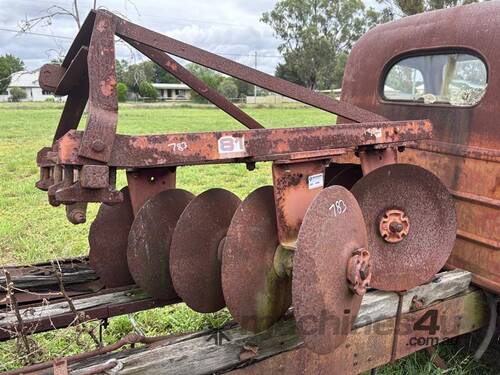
top-left (152, 83), bottom-right (191, 100)
top-left (0, 70), bottom-right (65, 102)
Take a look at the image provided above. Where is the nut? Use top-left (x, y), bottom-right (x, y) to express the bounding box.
top-left (347, 249), bottom-right (372, 296)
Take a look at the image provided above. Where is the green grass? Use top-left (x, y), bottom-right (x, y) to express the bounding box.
top-left (0, 103), bottom-right (490, 373)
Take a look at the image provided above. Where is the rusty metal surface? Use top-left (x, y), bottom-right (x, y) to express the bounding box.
top-left (89, 187), bottom-right (134, 288)
top-left (170, 189), bottom-right (241, 313)
top-left (55, 120), bottom-right (432, 168)
top-left (61, 10), bottom-right (96, 68)
top-left (342, 2), bottom-right (499, 150)
top-left (272, 160), bottom-right (326, 247)
top-left (78, 11), bottom-right (118, 163)
top-left (54, 46), bottom-right (89, 96)
top-left (52, 81), bottom-right (89, 143)
top-left (38, 64), bottom-right (65, 92)
top-left (293, 186), bottom-right (367, 354)
top-left (80, 165), bottom-right (109, 189)
top-left (222, 186), bottom-right (291, 332)
top-left (126, 168), bottom-right (176, 215)
top-left (54, 181), bottom-right (123, 205)
top-left (127, 189), bottom-right (194, 300)
top-left (324, 163), bottom-right (362, 189)
top-left (125, 38), bottom-right (264, 130)
top-left (351, 164), bottom-right (457, 291)
top-left (341, 2), bottom-right (499, 292)
top-left (359, 148), bottom-right (397, 175)
top-left (401, 148), bottom-right (500, 293)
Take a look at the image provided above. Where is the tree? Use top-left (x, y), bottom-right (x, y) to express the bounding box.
top-left (232, 78), bottom-right (254, 98)
top-left (115, 60), bottom-right (129, 84)
top-left (274, 63), bottom-right (304, 86)
top-left (117, 82), bottom-right (128, 102)
top-left (262, 0), bottom-right (375, 89)
top-left (377, 0), bottom-right (483, 18)
top-left (153, 64), bottom-right (179, 84)
top-left (0, 55), bottom-right (25, 93)
top-left (218, 79), bottom-right (238, 99)
top-left (121, 61), bottom-right (179, 94)
top-left (138, 81), bottom-right (158, 100)
top-left (186, 64), bottom-right (223, 103)
top-left (19, 0), bottom-right (97, 31)
top-left (9, 87), bottom-right (27, 102)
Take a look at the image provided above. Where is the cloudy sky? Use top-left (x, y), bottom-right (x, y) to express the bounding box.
top-left (0, 0), bottom-right (378, 74)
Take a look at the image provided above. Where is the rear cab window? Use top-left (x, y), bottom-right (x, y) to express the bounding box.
top-left (383, 53), bottom-right (487, 106)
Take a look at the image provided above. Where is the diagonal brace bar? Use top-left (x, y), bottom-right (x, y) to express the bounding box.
top-left (125, 37), bottom-right (263, 130)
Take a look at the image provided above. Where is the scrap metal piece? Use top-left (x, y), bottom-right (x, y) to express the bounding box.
top-left (89, 187), bottom-right (134, 287)
top-left (222, 186), bottom-right (292, 333)
top-left (351, 164), bottom-right (457, 291)
top-left (170, 188), bottom-right (241, 313)
top-left (127, 189), bottom-right (194, 300)
top-left (293, 185), bottom-right (367, 354)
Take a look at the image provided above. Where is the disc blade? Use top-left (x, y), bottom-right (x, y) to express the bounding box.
top-left (222, 186), bottom-right (292, 333)
top-left (127, 189), bottom-right (194, 300)
top-left (293, 185), bottom-right (367, 354)
top-left (89, 187), bottom-right (134, 287)
top-left (170, 188), bottom-right (241, 313)
top-left (351, 163), bottom-right (456, 291)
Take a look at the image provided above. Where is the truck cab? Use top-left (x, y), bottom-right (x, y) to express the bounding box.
top-left (340, 1), bottom-right (499, 292)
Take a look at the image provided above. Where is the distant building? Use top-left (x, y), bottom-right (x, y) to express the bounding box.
top-left (0, 69), bottom-right (65, 102)
top-left (152, 83), bottom-right (191, 101)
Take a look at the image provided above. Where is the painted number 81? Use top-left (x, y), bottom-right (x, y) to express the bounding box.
top-left (218, 136), bottom-right (245, 154)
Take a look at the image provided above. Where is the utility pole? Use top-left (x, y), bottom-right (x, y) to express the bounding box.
top-left (254, 51), bottom-right (257, 104)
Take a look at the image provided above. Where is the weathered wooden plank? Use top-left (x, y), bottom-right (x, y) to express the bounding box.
top-left (0, 288), bottom-right (149, 325)
top-left (65, 270), bottom-right (475, 375)
top-left (355, 269), bottom-right (472, 327)
top-left (0, 257), bottom-right (97, 291)
top-left (230, 290), bottom-right (487, 375)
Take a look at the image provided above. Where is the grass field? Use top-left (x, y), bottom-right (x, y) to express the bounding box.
top-left (0, 103), bottom-right (491, 373)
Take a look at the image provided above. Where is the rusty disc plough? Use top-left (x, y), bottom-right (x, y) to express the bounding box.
top-left (25, 9), bottom-right (459, 356)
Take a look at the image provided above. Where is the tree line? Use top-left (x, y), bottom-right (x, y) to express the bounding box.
top-left (115, 60), bottom-right (255, 102)
top-left (264, 0), bottom-right (486, 90)
top-left (0, 0), bottom-right (485, 101)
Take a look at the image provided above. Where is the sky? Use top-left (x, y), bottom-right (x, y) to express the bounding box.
top-left (0, 0), bottom-right (379, 74)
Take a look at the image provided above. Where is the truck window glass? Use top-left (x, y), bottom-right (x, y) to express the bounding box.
top-left (383, 53), bottom-right (487, 106)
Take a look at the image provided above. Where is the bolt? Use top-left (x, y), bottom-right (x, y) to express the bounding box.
top-left (359, 262), bottom-right (369, 280)
top-left (389, 221), bottom-right (404, 233)
top-left (246, 162), bottom-right (256, 171)
top-left (347, 250), bottom-right (372, 296)
top-left (69, 210), bottom-right (86, 224)
top-left (92, 139), bottom-right (106, 152)
top-left (74, 212), bottom-right (86, 223)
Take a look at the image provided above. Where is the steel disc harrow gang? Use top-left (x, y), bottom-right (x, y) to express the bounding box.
top-left (34, 10), bottom-right (457, 355)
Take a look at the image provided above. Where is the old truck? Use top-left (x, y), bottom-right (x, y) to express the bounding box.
top-left (1, 2), bottom-right (498, 374)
